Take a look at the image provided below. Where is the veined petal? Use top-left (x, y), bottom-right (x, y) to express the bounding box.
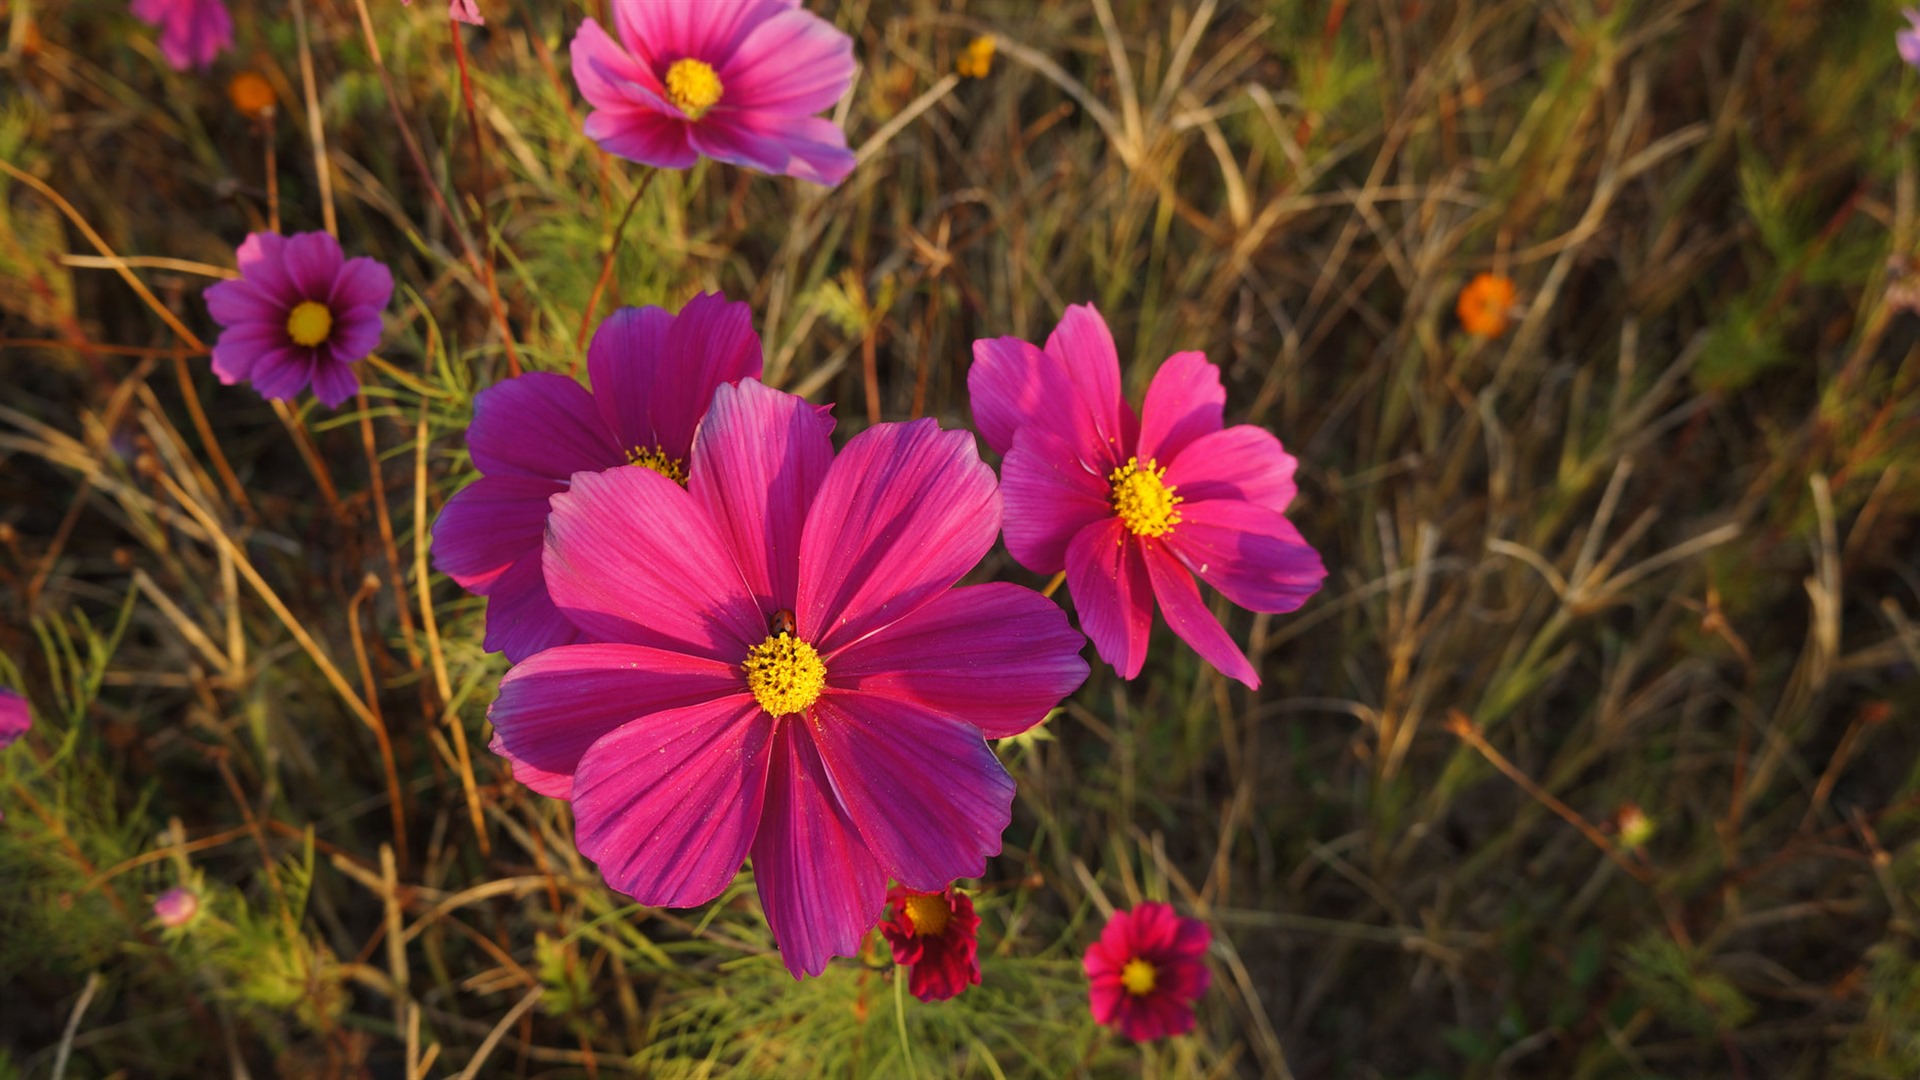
top-left (653, 292), bottom-right (764, 456)
top-left (1142, 551), bottom-right (1257, 688)
top-left (969, 304), bottom-right (1134, 463)
top-left (613, 0), bottom-right (797, 72)
top-left (283, 231), bottom-right (344, 300)
top-left (248, 349), bottom-right (314, 402)
top-left (719, 7), bottom-right (855, 114)
top-left (587, 305), bottom-right (672, 449)
top-left (572, 17), bottom-right (667, 106)
top-left (1043, 304), bottom-right (1137, 456)
top-left (204, 279), bottom-right (280, 326)
top-left (1065, 519), bottom-right (1155, 679)
top-left (827, 583), bottom-right (1087, 739)
top-left (330, 256), bottom-right (394, 313)
top-left (572, 695), bottom-right (774, 907)
top-left (468, 373), bottom-right (622, 481)
top-left (583, 106), bottom-right (701, 170)
top-left (1000, 425), bottom-right (1114, 575)
top-left (1135, 351), bottom-right (1223, 465)
top-left (431, 474), bottom-right (565, 593)
top-left (1164, 424), bottom-right (1298, 512)
top-left (691, 113), bottom-right (853, 186)
top-left (234, 232), bottom-right (299, 305)
top-left (478, 550), bottom-right (580, 662)
top-left (309, 358), bottom-right (359, 409)
top-left (1167, 501), bottom-right (1325, 614)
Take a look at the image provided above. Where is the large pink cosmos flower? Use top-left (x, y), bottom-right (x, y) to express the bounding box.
top-left (571, 0), bottom-right (856, 186)
top-left (431, 293), bottom-right (760, 662)
top-left (1085, 902), bottom-right (1212, 1042)
top-left (130, 0), bottom-right (233, 71)
top-left (969, 305), bottom-right (1326, 688)
top-left (486, 378), bottom-right (1088, 977)
top-left (203, 232), bottom-right (393, 409)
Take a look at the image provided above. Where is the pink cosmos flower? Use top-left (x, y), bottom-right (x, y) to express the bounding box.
top-left (153, 886), bottom-right (201, 929)
top-left (431, 293), bottom-right (762, 662)
top-left (203, 232), bottom-right (393, 409)
top-left (0, 688), bottom-right (28, 749)
top-left (1084, 902), bottom-right (1211, 1042)
top-left (571, 0), bottom-right (857, 185)
top-left (880, 884), bottom-right (982, 1002)
top-left (1902, 10), bottom-right (1920, 69)
top-left (130, 0), bottom-right (233, 71)
top-left (969, 304), bottom-right (1326, 688)
top-left (486, 378), bottom-right (1088, 977)
top-left (402, 0), bottom-right (484, 26)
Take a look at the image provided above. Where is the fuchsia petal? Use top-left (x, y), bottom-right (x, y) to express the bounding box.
top-left (969, 304), bottom-right (1135, 465)
top-left (324, 310), bottom-right (384, 368)
top-left (720, 8), bottom-right (856, 114)
top-left (808, 692), bottom-right (1014, 890)
top-left (210, 326), bottom-right (281, 383)
top-left (999, 425), bottom-right (1114, 574)
top-left (751, 722), bottom-right (887, 978)
top-left (827, 583), bottom-right (1086, 739)
top-left (543, 466), bottom-right (765, 658)
top-left (0, 688), bottom-right (29, 748)
top-left (330, 256), bottom-right (394, 313)
top-left (478, 551), bottom-right (580, 661)
top-left (1065, 520), bottom-right (1155, 679)
top-left (652, 293), bottom-right (764, 456)
top-left (572, 18), bottom-right (667, 104)
top-left (584, 107), bottom-right (701, 170)
top-left (1044, 304), bottom-right (1138, 455)
top-left (613, 0), bottom-right (796, 71)
top-left (587, 305), bottom-right (672, 450)
top-left (234, 233), bottom-right (298, 304)
top-left (467, 373), bottom-right (621, 480)
top-left (309, 358), bottom-right (359, 408)
top-left (690, 114), bottom-right (854, 186)
top-left (1135, 351), bottom-right (1223, 465)
top-left (1165, 425), bottom-right (1298, 510)
top-left (572, 696), bottom-right (775, 907)
top-left (204, 279), bottom-right (280, 326)
top-left (1167, 501), bottom-right (1325, 614)
top-left (487, 644), bottom-right (744, 798)
top-left (248, 349), bottom-right (313, 401)
top-left (430, 474), bottom-right (562, 592)
top-left (690, 379), bottom-right (833, 616)
top-left (1143, 552), bottom-right (1258, 688)
top-left (798, 420), bottom-right (1000, 655)
top-left (282, 232), bottom-right (345, 300)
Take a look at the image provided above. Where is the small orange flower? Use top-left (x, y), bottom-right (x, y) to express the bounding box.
top-left (227, 71), bottom-right (276, 119)
top-left (957, 36), bottom-right (996, 79)
top-left (1456, 273), bottom-right (1517, 339)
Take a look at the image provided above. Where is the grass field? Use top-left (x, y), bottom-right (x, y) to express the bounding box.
top-left (4, 1), bottom-right (1920, 1076)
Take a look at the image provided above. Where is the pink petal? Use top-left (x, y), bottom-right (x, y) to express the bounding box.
top-left (584, 106), bottom-right (701, 170)
top-left (330, 256), bottom-right (394, 313)
top-left (248, 348), bottom-right (314, 401)
top-left (571, 18), bottom-right (667, 106)
top-left (751, 721), bottom-right (886, 978)
top-left (204, 279), bottom-right (280, 327)
top-left (282, 232), bottom-right (344, 300)
top-left (999, 424), bottom-right (1114, 574)
top-left (467, 372), bottom-right (621, 480)
top-left (797, 419), bottom-right (999, 655)
top-left (542, 465), bottom-right (765, 658)
top-left (1164, 424), bottom-right (1298, 511)
top-left (689, 379), bottom-right (833, 617)
top-left (613, 0), bottom-right (795, 71)
top-left (1065, 519), bottom-right (1155, 679)
top-left (209, 324), bottom-right (282, 383)
top-left (1043, 304), bottom-right (1138, 455)
top-left (449, 0), bottom-right (483, 25)
top-left (0, 688), bottom-right (29, 747)
top-left (1144, 550), bottom-right (1258, 688)
top-left (592, 293), bottom-right (763, 459)
top-left (808, 691), bottom-right (1014, 890)
top-left (1166, 501), bottom-right (1325, 614)
top-left (1135, 351), bottom-right (1223, 465)
top-left (477, 550), bottom-right (580, 662)
top-left (719, 7), bottom-right (855, 114)
top-left (827, 583), bottom-right (1087, 739)
top-left (324, 309), bottom-right (384, 367)
top-left (1088, 979), bottom-right (1126, 1026)
top-left (969, 303), bottom-right (1134, 463)
top-left (235, 233), bottom-right (300, 305)
top-left (431, 474), bottom-right (561, 592)
top-left (570, 695), bottom-right (774, 907)
top-left (573, 20), bottom-right (701, 169)
top-left (586, 304), bottom-right (671, 448)
top-left (308, 358), bottom-right (359, 408)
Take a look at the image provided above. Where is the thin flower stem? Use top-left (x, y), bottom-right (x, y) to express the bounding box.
top-left (1041, 571), bottom-right (1067, 599)
top-left (574, 170), bottom-right (656, 360)
top-left (893, 969), bottom-right (921, 1080)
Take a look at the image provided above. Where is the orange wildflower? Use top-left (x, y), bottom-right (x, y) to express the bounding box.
top-left (227, 71), bottom-right (276, 119)
top-left (957, 36), bottom-right (996, 79)
top-left (1456, 272), bottom-right (1517, 339)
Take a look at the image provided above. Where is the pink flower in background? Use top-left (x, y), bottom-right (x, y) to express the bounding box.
top-left (0, 688), bottom-right (28, 749)
top-left (969, 304), bottom-right (1325, 688)
top-left (880, 884), bottom-right (982, 1002)
top-left (130, 0), bottom-right (232, 71)
top-left (431, 293), bottom-right (762, 662)
top-left (203, 232), bottom-right (392, 409)
top-left (486, 379), bottom-right (1087, 977)
top-left (1084, 902), bottom-right (1211, 1042)
top-left (153, 886), bottom-right (200, 929)
top-left (1902, 9), bottom-right (1920, 69)
top-left (402, 0), bottom-right (484, 26)
top-left (571, 0), bottom-right (857, 185)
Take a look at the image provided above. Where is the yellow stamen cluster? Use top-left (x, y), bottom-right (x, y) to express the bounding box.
top-left (956, 36), bottom-right (996, 79)
top-left (1120, 958), bottom-right (1157, 996)
top-left (902, 893), bottom-right (951, 938)
top-left (286, 300), bottom-right (334, 348)
top-left (743, 631), bottom-right (826, 717)
top-left (665, 57), bottom-right (724, 120)
top-left (1109, 457), bottom-right (1183, 538)
top-left (625, 445), bottom-right (689, 486)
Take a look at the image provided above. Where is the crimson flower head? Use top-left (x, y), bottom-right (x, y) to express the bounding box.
top-left (571, 0), bottom-right (857, 185)
top-left (485, 378), bottom-right (1088, 977)
top-left (432, 293), bottom-right (761, 661)
top-left (969, 304), bottom-right (1325, 688)
top-left (1084, 902), bottom-right (1211, 1042)
top-left (880, 885), bottom-right (982, 1002)
top-left (131, 0), bottom-right (232, 71)
top-left (203, 232), bottom-right (393, 409)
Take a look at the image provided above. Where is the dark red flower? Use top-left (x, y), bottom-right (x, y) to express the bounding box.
top-left (881, 885), bottom-right (981, 1002)
top-left (1084, 901), bottom-right (1211, 1041)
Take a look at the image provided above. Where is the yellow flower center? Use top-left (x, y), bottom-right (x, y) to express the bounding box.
top-left (286, 300), bottom-right (333, 348)
top-left (1121, 957), bottom-right (1157, 996)
top-left (902, 893), bottom-right (951, 938)
top-left (743, 630), bottom-right (826, 717)
top-left (625, 445), bottom-right (688, 486)
top-left (1109, 457), bottom-right (1183, 538)
top-left (665, 57), bottom-right (723, 120)
top-left (956, 35), bottom-right (996, 79)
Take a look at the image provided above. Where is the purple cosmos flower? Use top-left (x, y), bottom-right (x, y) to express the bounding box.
top-left (431, 293), bottom-right (762, 662)
top-left (571, 0), bottom-right (857, 185)
top-left (153, 886), bottom-right (201, 929)
top-left (203, 232), bottom-right (393, 409)
top-left (131, 0), bottom-right (232, 71)
top-left (486, 378), bottom-right (1088, 977)
top-left (969, 304), bottom-right (1326, 688)
top-left (402, 0), bottom-right (484, 26)
top-left (0, 688), bottom-right (28, 749)
top-left (1902, 10), bottom-right (1920, 69)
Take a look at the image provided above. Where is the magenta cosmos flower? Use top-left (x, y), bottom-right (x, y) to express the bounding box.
top-left (1085, 902), bottom-right (1211, 1042)
top-left (0, 687), bottom-right (28, 749)
top-left (431, 293), bottom-right (761, 662)
top-left (880, 884), bottom-right (982, 1002)
top-left (969, 304), bottom-right (1325, 689)
top-left (486, 378), bottom-right (1088, 977)
top-left (203, 232), bottom-right (392, 409)
top-left (571, 0), bottom-right (856, 185)
top-left (402, 0), bottom-right (483, 26)
top-left (130, 0), bottom-right (232, 71)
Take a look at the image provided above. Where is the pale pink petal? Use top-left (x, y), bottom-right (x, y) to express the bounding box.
top-left (613, 0), bottom-right (796, 71)
top-left (797, 420), bottom-right (999, 655)
top-left (999, 424), bottom-right (1114, 574)
top-left (543, 465), bottom-right (765, 658)
top-left (282, 232), bottom-right (344, 300)
top-left (689, 379), bottom-right (833, 616)
top-left (478, 550), bottom-right (580, 661)
top-left (308, 358), bottom-right (359, 408)
top-left (467, 373), bottom-right (621, 480)
top-left (431, 474), bottom-right (561, 592)
top-left (1143, 551), bottom-right (1257, 688)
top-left (827, 583), bottom-right (1087, 738)
top-left (1164, 425), bottom-right (1298, 511)
top-left (719, 7), bottom-right (854, 114)
top-left (1135, 351), bottom-right (1223, 465)
top-left (1167, 501), bottom-right (1325, 614)
top-left (1065, 519), bottom-right (1155, 679)
top-left (751, 721), bottom-right (887, 978)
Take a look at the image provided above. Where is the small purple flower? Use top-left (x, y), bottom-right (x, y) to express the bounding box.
top-left (203, 232), bottom-right (393, 409)
top-left (1902, 10), bottom-right (1920, 69)
top-left (0, 688), bottom-right (28, 749)
top-left (130, 0), bottom-right (233, 71)
top-left (153, 886), bottom-right (200, 928)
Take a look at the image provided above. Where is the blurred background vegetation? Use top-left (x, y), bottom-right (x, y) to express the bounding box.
top-left (3, 0), bottom-right (1920, 1076)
